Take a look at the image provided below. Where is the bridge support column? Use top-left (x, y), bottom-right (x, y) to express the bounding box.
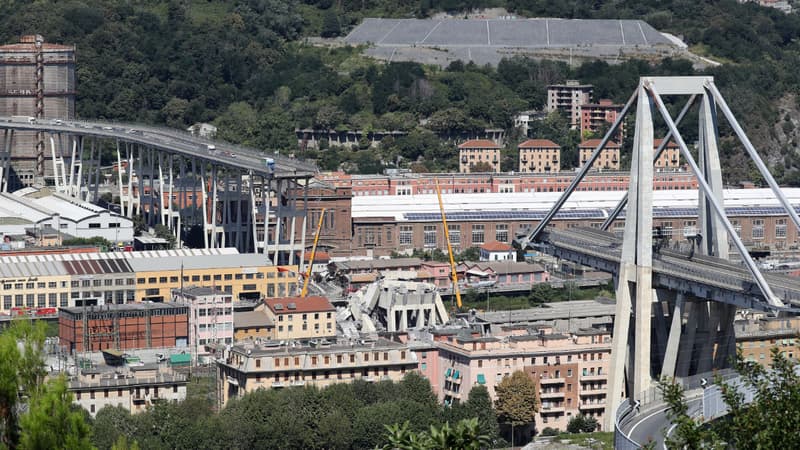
top-left (606, 82), bottom-right (655, 427)
top-left (0, 130), bottom-right (12, 193)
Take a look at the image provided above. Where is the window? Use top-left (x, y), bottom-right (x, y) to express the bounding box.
top-left (472, 224), bottom-right (485, 245)
top-left (752, 219), bottom-right (765, 240)
top-left (399, 226), bottom-right (413, 246)
top-left (88, 223), bottom-right (101, 229)
top-left (448, 224), bottom-right (460, 246)
top-left (424, 225), bottom-right (437, 248)
top-left (495, 224), bottom-right (508, 243)
top-left (776, 219), bottom-right (787, 239)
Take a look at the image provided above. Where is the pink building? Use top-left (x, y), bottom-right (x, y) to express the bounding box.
top-left (580, 99), bottom-right (623, 137)
top-left (435, 325), bottom-right (611, 431)
top-left (172, 286), bottom-right (234, 353)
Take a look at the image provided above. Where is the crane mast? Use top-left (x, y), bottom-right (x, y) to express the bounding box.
top-left (301, 207), bottom-right (326, 297)
top-left (435, 179), bottom-right (462, 309)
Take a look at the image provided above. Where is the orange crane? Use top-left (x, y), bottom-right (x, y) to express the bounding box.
top-left (301, 208), bottom-right (326, 297)
top-left (435, 179), bottom-right (462, 309)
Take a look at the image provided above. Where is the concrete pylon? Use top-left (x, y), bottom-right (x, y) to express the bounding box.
top-left (603, 76), bottom-right (790, 429)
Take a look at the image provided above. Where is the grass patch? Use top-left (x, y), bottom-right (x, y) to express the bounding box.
top-left (553, 432), bottom-right (613, 450)
top-left (688, 44), bottom-right (735, 65)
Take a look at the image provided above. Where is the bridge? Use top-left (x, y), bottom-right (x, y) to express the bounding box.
top-left (515, 76), bottom-right (800, 441)
top-left (0, 117), bottom-right (318, 264)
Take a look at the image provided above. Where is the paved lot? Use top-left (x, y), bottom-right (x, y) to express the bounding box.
top-left (345, 18), bottom-right (678, 66)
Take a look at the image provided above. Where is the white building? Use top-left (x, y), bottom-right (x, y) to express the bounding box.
top-left (172, 286), bottom-right (234, 355)
top-left (0, 187), bottom-right (133, 243)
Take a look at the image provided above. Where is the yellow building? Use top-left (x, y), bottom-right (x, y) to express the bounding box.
top-left (519, 139), bottom-right (560, 173)
top-left (736, 317), bottom-right (800, 366)
top-left (217, 338), bottom-right (417, 405)
top-left (579, 139), bottom-right (620, 171)
top-left (262, 296), bottom-right (336, 341)
top-left (234, 310), bottom-right (275, 341)
top-left (0, 248), bottom-right (297, 316)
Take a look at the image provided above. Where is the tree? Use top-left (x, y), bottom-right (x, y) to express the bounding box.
top-left (0, 320), bottom-right (47, 447)
top-left (154, 224), bottom-right (177, 249)
top-left (566, 414), bottom-right (598, 433)
top-left (469, 161), bottom-right (494, 173)
top-left (320, 9), bottom-right (341, 38)
top-left (463, 385), bottom-right (500, 442)
top-left (659, 348), bottom-right (800, 449)
top-left (380, 419), bottom-right (490, 450)
top-left (18, 376), bottom-right (93, 450)
top-left (494, 371), bottom-right (538, 444)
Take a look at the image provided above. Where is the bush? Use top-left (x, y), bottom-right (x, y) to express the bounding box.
top-left (540, 427), bottom-right (560, 436)
top-left (567, 414), bottom-right (599, 433)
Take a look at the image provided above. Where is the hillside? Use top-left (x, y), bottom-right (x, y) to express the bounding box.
top-left (0, 0), bottom-right (798, 183)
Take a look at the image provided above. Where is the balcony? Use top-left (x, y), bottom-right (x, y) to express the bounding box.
top-left (579, 388), bottom-right (606, 396)
top-left (580, 373), bottom-right (607, 381)
top-left (540, 377), bottom-right (565, 385)
top-left (579, 402), bottom-right (606, 411)
top-left (540, 405), bottom-right (566, 414)
top-left (540, 391), bottom-right (565, 400)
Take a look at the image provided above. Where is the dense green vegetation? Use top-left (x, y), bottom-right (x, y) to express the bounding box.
top-left (1, 1), bottom-right (799, 183)
top-left (658, 348), bottom-right (800, 449)
top-left (90, 373), bottom-right (503, 450)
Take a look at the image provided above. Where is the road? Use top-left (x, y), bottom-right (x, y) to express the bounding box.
top-left (0, 116), bottom-right (316, 178)
top-left (627, 393), bottom-right (703, 449)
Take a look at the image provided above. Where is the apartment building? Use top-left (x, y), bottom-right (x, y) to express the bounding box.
top-left (579, 100), bottom-right (623, 137)
top-left (69, 364), bottom-right (187, 417)
top-left (262, 296), bottom-right (336, 341)
top-left (547, 81), bottom-right (593, 127)
top-left (736, 316), bottom-right (800, 365)
top-left (435, 325), bottom-right (611, 431)
top-left (579, 139), bottom-right (620, 170)
top-left (518, 139), bottom-right (560, 173)
top-left (217, 338), bottom-right (418, 405)
top-left (654, 139), bottom-right (681, 169)
top-left (172, 286), bottom-right (234, 349)
top-left (458, 140), bottom-right (501, 173)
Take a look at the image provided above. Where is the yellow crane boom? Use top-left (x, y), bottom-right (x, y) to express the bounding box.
top-left (435, 179), bottom-right (462, 309)
top-left (301, 208), bottom-right (326, 297)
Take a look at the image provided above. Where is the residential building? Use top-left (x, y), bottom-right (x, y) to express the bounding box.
top-left (547, 81), bottom-right (593, 128)
top-left (58, 302), bottom-right (190, 353)
top-left (654, 138), bottom-right (681, 169)
top-left (172, 286), bottom-right (234, 350)
top-left (459, 261), bottom-right (549, 289)
top-left (479, 241), bottom-right (515, 261)
top-left (736, 316), bottom-right (800, 365)
top-left (217, 337), bottom-right (418, 405)
top-left (262, 296), bottom-right (336, 341)
top-left (579, 139), bottom-right (620, 170)
top-left (513, 110), bottom-right (547, 136)
top-left (233, 310), bottom-right (274, 341)
top-left (580, 100), bottom-right (623, 138)
top-left (518, 139), bottom-right (560, 173)
top-left (458, 140), bottom-right (501, 173)
top-left (68, 364), bottom-right (187, 417)
top-left (435, 324), bottom-right (611, 431)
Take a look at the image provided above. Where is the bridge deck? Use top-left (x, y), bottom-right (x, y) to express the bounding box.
top-left (541, 227), bottom-right (800, 308)
top-left (0, 117), bottom-right (317, 178)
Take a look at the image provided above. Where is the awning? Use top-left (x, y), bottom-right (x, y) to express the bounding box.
top-left (453, 370), bottom-right (460, 380)
top-left (466, 268), bottom-right (489, 277)
top-left (445, 368), bottom-right (452, 377)
top-left (169, 353), bottom-right (191, 366)
top-left (477, 374), bottom-right (486, 385)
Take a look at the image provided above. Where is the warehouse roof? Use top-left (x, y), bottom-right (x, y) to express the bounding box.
top-left (352, 188), bottom-right (800, 221)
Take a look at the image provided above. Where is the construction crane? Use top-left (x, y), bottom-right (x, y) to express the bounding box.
top-left (435, 179), bottom-right (462, 309)
top-left (301, 208), bottom-right (326, 297)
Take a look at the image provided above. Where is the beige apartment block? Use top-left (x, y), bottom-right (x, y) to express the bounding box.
top-left (579, 139), bottom-right (620, 171)
top-left (217, 338), bottom-right (418, 405)
top-left (435, 325), bottom-right (611, 432)
top-left (458, 140), bottom-right (501, 173)
top-left (518, 139), bottom-right (560, 173)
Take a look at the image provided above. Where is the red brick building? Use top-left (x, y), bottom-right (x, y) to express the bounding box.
top-left (59, 303), bottom-right (189, 353)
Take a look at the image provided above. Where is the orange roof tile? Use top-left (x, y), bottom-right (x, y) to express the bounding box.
top-left (480, 240), bottom-right (513, 252)
top-left (263, 296), bottom-right (334, 315)
top-left (519, 139), bottom-right (559, 148)
top-left (458, 139), bottom-right (501, 149)
top-left (579, 139), bottom-right (621, 148)
top-left (653, 138), bottom-right (678, 148)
